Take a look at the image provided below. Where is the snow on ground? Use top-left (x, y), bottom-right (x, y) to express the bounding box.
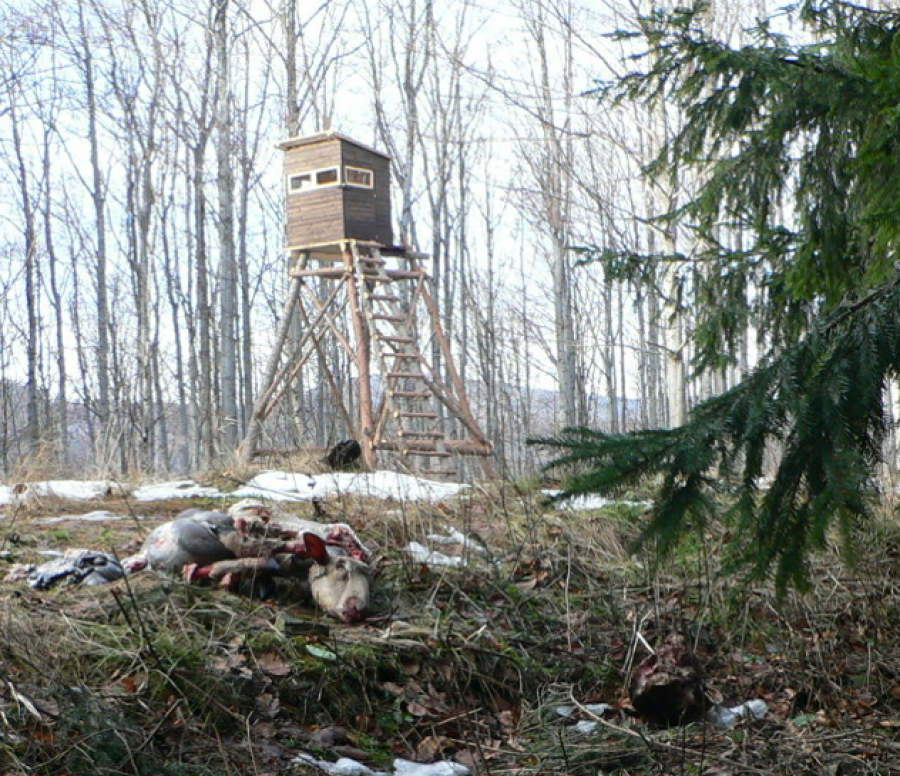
top-left (0, 471), bottom-right (468, 513)
top-left (405, 541), bottom-right (467, 568)
top-left (293, 753), bottom-right (469, 776)
top-left (0, 474), bottom-right (650, 515)
top-left (0, 480), bottom-right (125, 507)
top-left (542, 490), bottom-right (651, 511)
top-left (133, 480), bottom-right (223, 502)
top-left (232, 470), bottom-right (469, 503)
top-left (37, 510), bottom-right (132, 525)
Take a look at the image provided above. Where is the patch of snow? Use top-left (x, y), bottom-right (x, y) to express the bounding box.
top-left (37, 510), bottom-right (132, 525)
top-left (234, 470), bottom-right (468, 503)
top-left (543, 490), bottom-right (650, 511)
top-left (426, 526), bottom-right (486, 554)
top-left (555, 703), bottom-right (611, 719)
top-left (405, 541), bottom-right (466, 568)
top-left (707, 699), bottom-right (768, 728)
top-left (394, 760), bottom-right (469, 776)
top-left (2, 471), bottom-right (469, 508)
top-left (0, 480), bottom-right (125, 504)
top-left (133, 481), bottom-right (223, 501)
top-left (292, 753), bottom-right (470, 776)
top-left (293, 753), bottom-right (387, 775)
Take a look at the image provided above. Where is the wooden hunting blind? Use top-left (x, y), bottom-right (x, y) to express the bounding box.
top-left (238, 131), bottom-right (492, 477)
top-left (280, 132), bottom-right (392, 249)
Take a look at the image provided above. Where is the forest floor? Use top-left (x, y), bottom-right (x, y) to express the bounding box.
top-left (2, 474), bottom-right (900, 775)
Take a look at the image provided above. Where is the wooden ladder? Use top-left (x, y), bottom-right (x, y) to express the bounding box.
top-left (351, 244), bottom-right (461, 475)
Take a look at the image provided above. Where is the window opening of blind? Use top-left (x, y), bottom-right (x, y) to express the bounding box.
top-left (289, 172), bottom-right (312, 191)
top-left (345, 166), bottom-right (374, 188)
top-left (288, 166), bottom-right (340, 193)
top-left (316, 168), bottom-right (338, 185)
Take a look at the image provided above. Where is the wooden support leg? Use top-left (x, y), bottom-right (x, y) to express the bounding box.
top-left (236, 254), bottom-right (308, 465)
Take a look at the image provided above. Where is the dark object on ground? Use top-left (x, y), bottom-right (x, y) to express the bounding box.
top-left (629, 636), bottom-right (706, 725)
top-left (324, 439), bottom-right (362, 470)
top-left (28, 549), bottom-right (124, 589)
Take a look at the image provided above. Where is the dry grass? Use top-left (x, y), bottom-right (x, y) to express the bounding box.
top-left (2, 481), bottom-right (900, 774)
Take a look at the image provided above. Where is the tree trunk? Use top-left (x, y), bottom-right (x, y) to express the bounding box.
top-left (215, 0), bottom-right (238, 453)
top-left (77, 0), bottom-right (111, 434)
top-left (42, 126), bottom-right (67, 464)
top-left (8, 95), bottom-right (41, 452)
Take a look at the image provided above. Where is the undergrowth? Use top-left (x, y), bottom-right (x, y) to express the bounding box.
top-left (1, 481), bottom-right (900, 774)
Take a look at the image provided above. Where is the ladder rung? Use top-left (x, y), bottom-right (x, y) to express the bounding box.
top-left (358, 256), bottom-right (386, 266)
top-left (387, 353), bottom-right (420, 360)
top-left (398, 430), bottom-right (445, 438)
top-left (389, 390), bottom-right (432, 399)
top-left (360, 275), bottom-right (394, 283)
top-left (294, 268), bottom-right (348, 279)
top-left (379, 336), bottom-right (414, 344)
top-left (373, 314), bottom-right (407, 322)
top-left (378, 441), bottom-right (453, 457)
top-left (395, 411), bottom-right (439, 419)
top-left (368, 294), bottom-right (398, 302)
top-left (388, 371), bottom-right (427, 380)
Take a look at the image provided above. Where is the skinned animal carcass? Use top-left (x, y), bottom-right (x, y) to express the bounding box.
top-left (226, 499), bottom-right (368, 561)
top-left (124, 501), bottom-right (373, 623)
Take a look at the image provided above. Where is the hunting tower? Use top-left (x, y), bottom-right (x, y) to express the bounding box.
top-left (238, 131), bottom-right (492, 476)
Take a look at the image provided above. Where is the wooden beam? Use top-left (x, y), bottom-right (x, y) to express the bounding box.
top-left (346, 243), bottom-right (377, 470)
top-left (377, 439), bottom-right (492, 456)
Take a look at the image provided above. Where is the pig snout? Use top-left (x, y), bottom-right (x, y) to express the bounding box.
top-left (309, 555), bottom-right (372, 624)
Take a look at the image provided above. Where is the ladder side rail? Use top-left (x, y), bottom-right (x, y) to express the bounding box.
top-left (353, 243), bottom-right (407, 449)
top-left (345, 242), bottom-right (378, 468)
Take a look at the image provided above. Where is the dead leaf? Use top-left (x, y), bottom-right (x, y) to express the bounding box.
top-left (434, 662), bottom-right (453, 681)
top-left (407, 700), bottom-right (430, 717)
top-left (496, 709), bottom-right (518, 735)
top-left (24, 724), bottom-right (54, 744)
top-left (381, 682), bottom-right (406, 697)
top-left (309, 725), bottom-right (348, 748)
top-left (256, 692), bottom-right (280, 718)
top-left (416, 734), bottom-right (454, 760)
top-left (254, 720), bottom-right (279, 738)
top-left (401, 656), bottom-right (421, 675)
top-left (209, 654), bottom-right (248, 674)
top-left (257, 652), bottom-right (291, 677)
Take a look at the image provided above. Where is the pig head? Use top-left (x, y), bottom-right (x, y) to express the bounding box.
top-left (302, 533), bottom-right (373, 624)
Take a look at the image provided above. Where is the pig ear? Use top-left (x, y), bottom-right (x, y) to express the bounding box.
top-left (303, 532), bottom-right (330, 564)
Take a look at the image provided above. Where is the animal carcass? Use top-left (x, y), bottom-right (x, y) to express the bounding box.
top-left (629, 636), bottom-right (707, 725)
top-left (125, 501), bottom-right (373, 623)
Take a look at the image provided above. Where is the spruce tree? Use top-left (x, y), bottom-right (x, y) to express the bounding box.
top-left (535, 1), bottom-right (900, 593)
